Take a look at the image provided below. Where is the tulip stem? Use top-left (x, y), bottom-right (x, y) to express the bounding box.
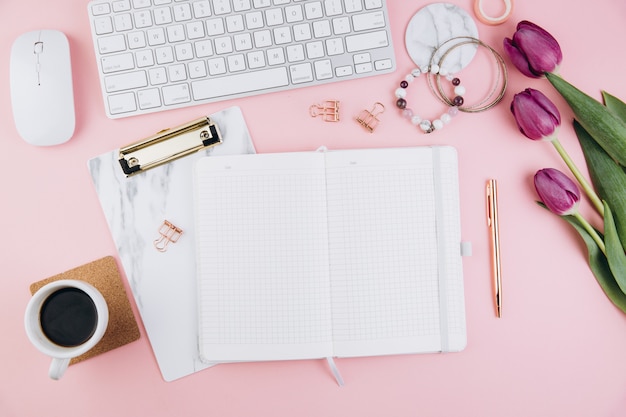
top-left (552, 138), bottom-right (605, 216)
top-left (572, 212), bottom-right (606, 255)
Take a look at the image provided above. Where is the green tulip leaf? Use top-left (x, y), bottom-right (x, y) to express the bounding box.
top-left (537, 202), bottom-right (626, 313)
top-left (574, 121), bottom-right (626, 248)
top-left (602, 91), bottom-right (626, 124)
top-left (602, 201), bottom-right (626, 294)
top-left (546, 73), bottom-right (626, 167)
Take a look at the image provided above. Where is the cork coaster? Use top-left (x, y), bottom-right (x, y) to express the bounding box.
top-left (29, 256), bottom-right (140, 365)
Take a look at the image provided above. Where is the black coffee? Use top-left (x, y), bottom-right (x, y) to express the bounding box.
top-left (39, 287), bottom-right (98, 347)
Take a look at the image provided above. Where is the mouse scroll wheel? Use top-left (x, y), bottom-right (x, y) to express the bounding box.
top-left (34, 41), bottom-right (44, 55)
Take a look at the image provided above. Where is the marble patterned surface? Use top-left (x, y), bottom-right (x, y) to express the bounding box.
top-left (88, 106), bottom-right (255, 381)
top-left (404, 3), bottom-right (479, 74)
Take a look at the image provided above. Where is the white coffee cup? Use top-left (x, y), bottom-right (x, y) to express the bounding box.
top-left (24, 280), bottom-right (109, 380)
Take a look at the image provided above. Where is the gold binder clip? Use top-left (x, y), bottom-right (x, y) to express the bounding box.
top-left (119, 116), bottom-right (222, 177)
top-left (356, 102), bottom-right (385, 133)
top-left (309, 100), bottom-right (340, 122)
top-left (153, 220), bottom-right (183, 252)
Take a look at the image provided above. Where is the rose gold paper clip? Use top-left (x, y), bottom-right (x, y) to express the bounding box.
top-left (356, 102), bottom-right (385, 133)
top-left (309, 100), bottom-right (340, 122)
top-left (154, 220), bottom-right (183, 252)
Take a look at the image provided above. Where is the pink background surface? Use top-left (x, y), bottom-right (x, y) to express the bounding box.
top-left (2, 0), bottom-right (626, 416)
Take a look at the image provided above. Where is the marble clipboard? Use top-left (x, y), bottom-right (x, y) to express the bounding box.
top-left (88, 106), bottom-right (256, 381)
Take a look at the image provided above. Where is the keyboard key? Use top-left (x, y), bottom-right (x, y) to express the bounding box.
top-left (154, 7), bottom-right (174, 24)
top-left (335, 65), bottom-right (353, 77)
top-left (133, 0), bottom-right (151, 8)
top-left (312, 20), bottom-right (331, 38)
top-left (134, 11), bottom-right (153, 28)
top-left (285, 5), bottom-right (303, 23)
top-left (102, 53), bottom-right (135, 73)
top-left (168, 64), bottom-right (188, 81)
top-left (147, 28), bottom-right (167, 45)
top-left (364, 0), bottom-right (383, 9)
top-left (289, 63), bottom-right (313, 84)
top-left (98, 34), bottom-right (127, 54)
top-left (345, 30), bottom-right (388, 52)
top-left (374, 58), bottom-right (393, 70)
top-left (355, 62), bottom-right (373, 74)
top-left (192, 67), bottom-right (289, 99)
top-left (163, 83), bottom-right (192, 105)
top-left (138, 88), bottom-right (162, 109)
top-left (108, 92), bottom-right (137, 114)
top-left (314, 59), bottom-right (332, 80)
top-left (94, 17), bottom-right (114, 35)
top-left (213, 0), bottom-right (232, 14)
top-left (227, 54), bottom-right (247, 71)
top-left (92, 3), bottom-right (111, 15)
top-left (286, 44), bottom-right (305, 62)
top-left (188, 61), bottom-right (208, 78)
top-left (194, 40), bottom-right (214, 57)
top-left (136, 50), bottom-right (155, 67)
top-left (226, 14), bottom-right (245, 32)
top-left (155, 46), bottom-right (175, 64)
top-left (304, 2), bottom-right (323, 19)
top-left (105, 71), bottom-right (149, 92)
top-left (128, 32), bottom-right (147, 49)
top-left (352, 11), bottom-right (386, 31)
top-left (207, 57), bottom-right (227, 75)
top-left (112, 0), bottom-right (131, 12)
top-left (247, 50), bottom-right (266, 68)
top-left (149, 67), bottom-right (168, 85)
top-left (265, 8), bottom-right (284, 26)
top-left (266, 47), bottom-right (285, 65)
top-left (233, 0), bottom-right (252, 11)
top-left (193, 1), bottom-right (213, 18)
top-left (344, 0), bottom-right (363, 13)
top-left (173, 3), bottom-right (193, 21)
top-left (114, 14), bottom-right (134, 31)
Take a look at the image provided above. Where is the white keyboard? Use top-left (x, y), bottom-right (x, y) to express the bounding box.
top-left (88, 0), bottom-right (396, 118)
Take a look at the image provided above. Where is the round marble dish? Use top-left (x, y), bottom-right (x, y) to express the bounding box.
top-left (405, 3), bottom-right (479, 74)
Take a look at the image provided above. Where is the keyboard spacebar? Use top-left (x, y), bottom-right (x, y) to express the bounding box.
top-left (192, 68), bottom-right (289, 100)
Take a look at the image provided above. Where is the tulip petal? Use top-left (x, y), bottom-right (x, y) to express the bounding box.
top-left (511, 89), bottom-right (560, 140)
top-left (547, 203), bottom-right (626, 313)
top-left (603, 201), bottom-right (626, 295)
top-left (512, 21), bottom-right (562, 75)
top-left (534, 168), bottom-right (580, 215)
top-left (503, 38), bottom-right (538, 78)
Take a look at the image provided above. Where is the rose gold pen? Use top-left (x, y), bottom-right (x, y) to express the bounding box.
top-left (487, 179), bottom-right (502, 318)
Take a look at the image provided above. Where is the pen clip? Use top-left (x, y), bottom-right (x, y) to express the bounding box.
top-left (486, 179), bottom-right (496, 227)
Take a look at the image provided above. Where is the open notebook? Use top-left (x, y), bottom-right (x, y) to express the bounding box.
top-left (193, 146), bottom-right (466, 363)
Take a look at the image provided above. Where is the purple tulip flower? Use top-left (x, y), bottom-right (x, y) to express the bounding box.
top-left (511, 88), bottom-right (561, 141)
top-left (534, 168), bottom-right (581, 216)
top-left (504, 21), bottom-right (563, 78)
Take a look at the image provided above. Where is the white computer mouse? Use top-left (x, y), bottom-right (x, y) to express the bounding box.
top-left (10, 30), bottom-right (76, 146)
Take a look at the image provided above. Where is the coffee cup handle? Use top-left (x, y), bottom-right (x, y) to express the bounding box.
top-left (49, 358), bottom-right (71, 380)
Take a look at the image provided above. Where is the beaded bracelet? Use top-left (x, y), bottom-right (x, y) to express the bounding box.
top-left (427, 37), bottom-right (507, 113)
top-left (394, 66), bottom-right (466, 133)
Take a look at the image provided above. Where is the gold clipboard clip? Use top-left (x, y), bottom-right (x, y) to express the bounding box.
top-left (118, 116), bottom-right (222, 177)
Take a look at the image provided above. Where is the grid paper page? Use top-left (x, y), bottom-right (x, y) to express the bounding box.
top-left (194, 153), bottom-right (334, 362)
top-left (325, 147), bottom-right (464, 357)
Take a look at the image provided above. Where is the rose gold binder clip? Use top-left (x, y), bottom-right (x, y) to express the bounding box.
top-left (154, 220), bottom-right (183, 252)
top-left (309, 100), bottom-right (340, 122)
top-left (356, 102), bottom-right (385, 133)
